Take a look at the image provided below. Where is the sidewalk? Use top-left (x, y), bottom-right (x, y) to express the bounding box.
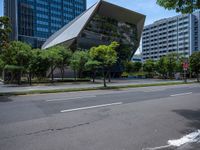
top-left (0, 79), bottom-right (195, 94)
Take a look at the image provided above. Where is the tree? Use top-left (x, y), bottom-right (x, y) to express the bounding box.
top-left (165, 53), bottom-right (178, 79)
top-left (0, 16), bottom-right (12, 52)
top-left (175, 58), bottom-right (184, 73)
top-left (133, 62), bottom-right (142, 72)
top-left (124, 61), bottom-right (142, 73)
top-left (1, 41), bottom-right (32, 66)
top-left (44, 47), bottom-right (63, 82)
top-left (157, 0), bottom-right (200, 14)
top-left (143, 59), bottom-right (155, 77)
top-left (89, 42), bottom-right (118, 87)
top-left (0, 57), bottom-right (4, 73)
top-left (190, 51), bottom-right (200, 82)
top-left (156, 57), bottom-right (168, 78)
top-left (107, 41), bottom-right (119, 82)
top-left (117, 44), bottom-right (132, 62)
top-left (124, 61), bottom-right (134, 73)
top-left (70, 51), bottom-right (88, 80)
top-left (85, 60), bottom-right (101, 82)
top-left (1, 41), bottom-right (32, 84)
top-left (28, 49), bottom-right (50, 81)
top-left (56, 46), bottom-right (72, 80)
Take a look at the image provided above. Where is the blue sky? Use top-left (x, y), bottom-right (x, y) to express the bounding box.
top-left (88, 0), bottom-right (180, 25)
top-left (0, 0), bottom-right (2, 16)
top-left (0, 0), bottom-right (179, 25)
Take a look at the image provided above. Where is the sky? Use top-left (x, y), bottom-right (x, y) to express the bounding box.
top-left (0, 0), bottom-right (179, 25)
top-left (0, 0), bottom-right (180, 54)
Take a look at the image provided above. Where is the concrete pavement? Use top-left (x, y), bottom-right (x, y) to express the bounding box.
top-left (0, 78), bottom-right (195, 94)
top-left (0, 84), bottom-right (200, 150)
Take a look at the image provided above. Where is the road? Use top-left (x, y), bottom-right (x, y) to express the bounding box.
top-left (0, 84), bottom-right (200, 150)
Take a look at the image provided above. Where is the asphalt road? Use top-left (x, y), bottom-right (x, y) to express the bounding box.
top-left (0, 84), bottom-right (200, 150)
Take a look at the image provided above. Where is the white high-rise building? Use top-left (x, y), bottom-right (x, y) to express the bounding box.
top-left (142, 11), bottom-right (200, 61)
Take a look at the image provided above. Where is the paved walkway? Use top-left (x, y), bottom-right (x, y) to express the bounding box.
top-left (0, 79), bottom-right (195, 94)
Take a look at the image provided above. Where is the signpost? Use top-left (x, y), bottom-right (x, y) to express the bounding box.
top-left (183, 60), bottom-right (189, 83)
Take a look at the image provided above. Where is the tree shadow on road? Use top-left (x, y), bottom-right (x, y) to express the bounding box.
top-left (0, 96), bottom-right (13, 102)
top-left (172, 109), bottom-right (200, 133)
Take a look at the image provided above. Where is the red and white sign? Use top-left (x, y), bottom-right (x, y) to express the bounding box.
top-left (183, 62), bottom-right (189, 70)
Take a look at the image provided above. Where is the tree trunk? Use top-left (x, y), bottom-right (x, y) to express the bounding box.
top-left (10, 72), bottom-right (14, 84)
top-left (108, 69), bottom-right (111, 83)
top-left (29, 72), bottom-right (32, 86)
top-left (93, 71), bottom-right (96, 83)
top-left (62, 67), bottom-right (65, 80)
top-left (103, 69), bottom-right (106, 87)
top-left (60, 67), bottom-right (64, 81)
top-left (51, 66), bottom-right (54, 82)
top-left (79, 69), bottom-right (83, 78)
top-left (18, 70), bottom-right (22, 85)
top-left (197, 73), bottom-right (200, 82)
top-left (74, 69), bottom-right (77, 81)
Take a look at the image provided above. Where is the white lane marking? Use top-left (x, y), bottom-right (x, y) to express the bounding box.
top-left (143, 130), bottom-right (200, 150)
top-left (46, 95), bottom-right (96, 102)
top-left (142, 145), bottom-right (171, 150)
top-left (168, 129), bottom-right (200, 146)
top-left (170, 92), bottom-right (192, 97)
top-left (143, 89), bottom-right (164, 92)
top-left (60, 102), bottom-right (123, 113)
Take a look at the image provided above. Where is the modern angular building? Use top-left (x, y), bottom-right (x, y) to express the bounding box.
top-left (142, 11), bottom-right (200, 61)
top-left (4, 0), bottom-right (86, 48)
top-left (42, 0), bottom-right (145, 59)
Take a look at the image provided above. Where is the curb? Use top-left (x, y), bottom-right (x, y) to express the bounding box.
top-left (0, 82), bottom-right (196, 96)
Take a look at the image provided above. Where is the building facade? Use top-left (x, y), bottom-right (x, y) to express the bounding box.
top-left (42, 0), bottom-right (145, 54)
top-left (42, 0), bottom-right (145, 74)
top-left (4, 0), bottom-right (86, 48)
top-left (142, 11), bottom-right (200, 61)
top-left (131, 54), bottom-right (142, 62)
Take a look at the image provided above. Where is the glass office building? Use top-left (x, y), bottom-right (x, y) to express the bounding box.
top-left (4, 0), bottom-right (86, 48)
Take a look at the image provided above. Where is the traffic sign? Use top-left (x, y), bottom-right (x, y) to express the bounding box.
top-left (183, 62), bottom-right (189, 70)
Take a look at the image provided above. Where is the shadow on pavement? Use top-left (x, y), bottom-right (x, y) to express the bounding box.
top-left (0, 96), bottom-right (13, 102)
top-left (172, 109), bottom-right (200, 132)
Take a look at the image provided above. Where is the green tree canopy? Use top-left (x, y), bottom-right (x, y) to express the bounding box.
top-left (85, 60), bottom-right (101, 71)
top-left (70, 50), bottom-right (88, 79)
top-left (1, 41), bottom-right (32, 67)
top-left (124, 61), bottom-right (142, 73)
top-left (190, 51), bottom-right (200, 82)
top-left (143, 59), bottom-right (155, 77)
top-left (133, 62), bottom-right (142, 72)
top-left (44, 46), bottom-right (64, 81)
top-left (28, 49), bottom-right (50, 79)
top-left (116, 44), bottom-right (132, 63)
top-left (157, 0), bottom-right (200, 13)
top-left (85, 60), bottom-right (101, 82)
top-left (89, 43), bottom-right (118, 69)
top-left (124, 61), bottom-right (134, 73)
top-left (156, 56), bottom-right (168, 78)
top-left (0, 16), bottom-right (12, 51)
top-left (0, 57), bottom-right (4, 71)
top-left (52, 46), bottom-right (72, 80)
top-left (165, 53), bottom-right (179, 78)
top-left (89, 42), bottom-right (118, 87)
top-left (0, 41), bottom-right (32, 84)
